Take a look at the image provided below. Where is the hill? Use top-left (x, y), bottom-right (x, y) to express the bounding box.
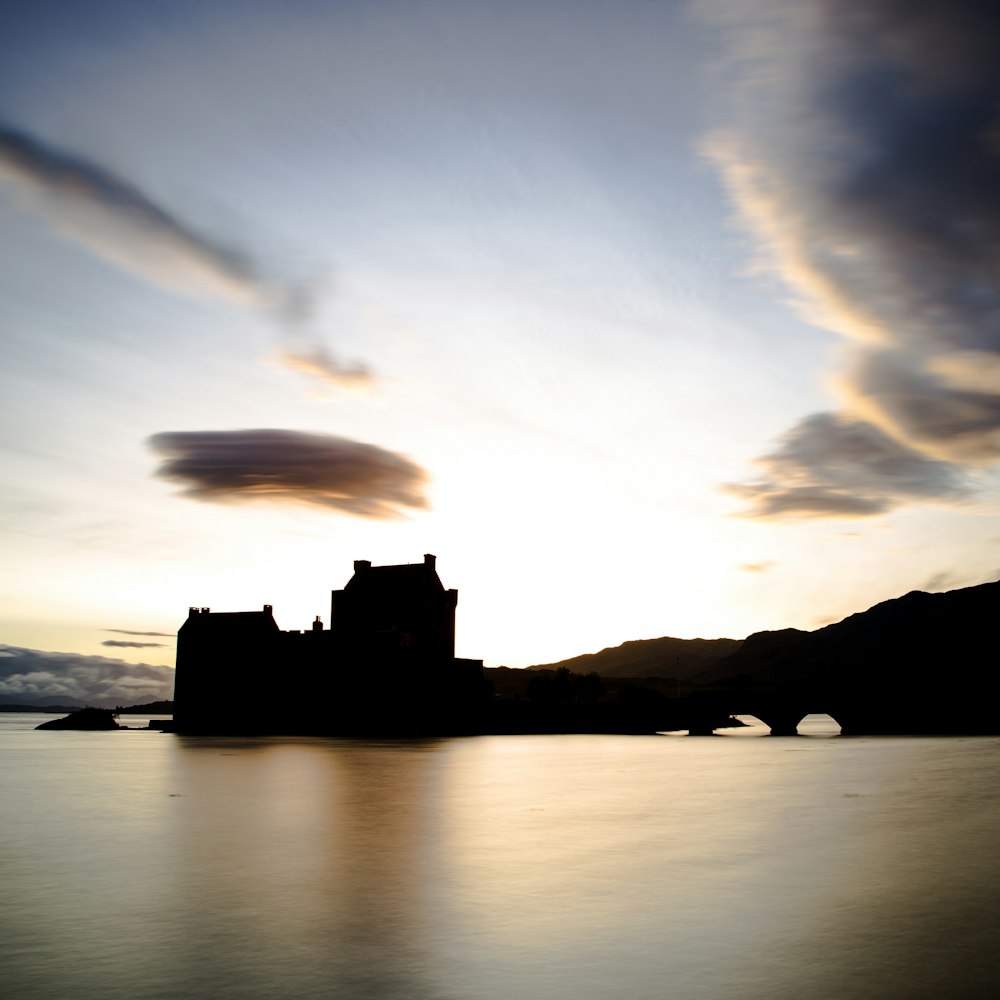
top-left (0, 694), bottom-right (86, 708)
top-left (528, 636), bottom-right (742, 680)
top-left (521, 580), bottom-right (1000, 733)
top-left (116, 700), bottom-right (174, 714)
top-left (692, 579), bottom-right (1000, 733)
top-left (0, 702), bottom-right (83, 714)
top-left (697, 580), bottom-right (1000, 687)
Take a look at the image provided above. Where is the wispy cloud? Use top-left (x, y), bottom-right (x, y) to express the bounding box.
top-left (726, 413), bottom-right (968, 518)
top-left (0, 645), bottom-right (173, 705)
top-left (921, 568), bottom-right (1000, 593)
top-left (738, 561), bottom-right (775, 573)
top-left (105, 629), bottom-right (174, 637)
top-left (707, 0), bottom-right (1000, 515)
top-left (0, 124), bottom-right (368, 386)
top-left (276, 343), bottom-right (371, 388)
top-left (148, 428), bottom-right (429, 518)
top-left (101, 640), bottom-right (168, 649)
top-left (921, 571), bottom-right (959, 593)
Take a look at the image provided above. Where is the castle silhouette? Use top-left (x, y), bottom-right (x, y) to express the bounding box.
top-left (173, 562), bottom-right (1000, 737)
top-left (174, 554), bottom-right (485, 735)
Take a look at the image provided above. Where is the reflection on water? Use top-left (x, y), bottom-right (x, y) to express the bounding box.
top-left (3, 714), bottom-right (1000, 999)
top-left (160, 738), bottom-right (449, 999)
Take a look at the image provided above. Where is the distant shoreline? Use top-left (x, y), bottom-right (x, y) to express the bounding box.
top-left (0, 701), bottom-right (174, 714)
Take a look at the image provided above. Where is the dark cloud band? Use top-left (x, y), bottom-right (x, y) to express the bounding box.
top-left (0, 124), bottom-right (368, 386)
top-left (102, 640), bottom-right (168, 649)
top-left (727, 413), bottom-right (968, 519)
top-left (148, 428), bottom-right (429, 519)
top-left (710, 0), bottom-right (1000, 514)
top-left (0, 645), bottom-right (174, 705)
top-left (0, 125), bottom-right (267, 308)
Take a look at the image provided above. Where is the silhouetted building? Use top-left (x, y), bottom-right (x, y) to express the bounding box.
top-left (174, 555), bottom-right (484, 735)
top-left (331, 554), bottom-right (458, 669)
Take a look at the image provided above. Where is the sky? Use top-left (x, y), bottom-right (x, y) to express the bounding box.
top-left (2, 0), bottom-right (1000, 704)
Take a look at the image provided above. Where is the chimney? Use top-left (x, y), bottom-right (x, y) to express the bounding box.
top-left (424, 553), bottom-right (437, 569)
top-left (354, 560), bottom-right (372, 573)
top-left (263, 604), bottom-right (273, 615)
top-left (312, 616), bottom-right (323, 632)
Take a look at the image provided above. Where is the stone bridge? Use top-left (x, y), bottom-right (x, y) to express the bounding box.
top-left (677, 687), bottom-right (940, 736)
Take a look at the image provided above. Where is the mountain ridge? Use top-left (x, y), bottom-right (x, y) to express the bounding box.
top-left (528, 635), bottom-right (743, 679)
top-left (528, 580), bottom-right (999, 685)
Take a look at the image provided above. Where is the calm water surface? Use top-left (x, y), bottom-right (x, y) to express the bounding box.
top-left (3, 714), bottom-right (999, 999)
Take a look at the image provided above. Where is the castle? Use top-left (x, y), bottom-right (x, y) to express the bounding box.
top-left (174, 554), bottom-right (485, 734)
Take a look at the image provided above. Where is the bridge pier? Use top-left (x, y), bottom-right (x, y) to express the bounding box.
top-left (686, 722), bottom-right (718, 736)
top-left (750, 708), bottom-right (807, 736)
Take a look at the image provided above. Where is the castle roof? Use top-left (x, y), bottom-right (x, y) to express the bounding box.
top-left (341, 554), bottom-right (449, 597)
top-left (182, 607), bottom-right (280, 632)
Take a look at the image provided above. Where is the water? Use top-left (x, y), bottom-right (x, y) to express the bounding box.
top-left (3, 713), bottom-right (1000, 999)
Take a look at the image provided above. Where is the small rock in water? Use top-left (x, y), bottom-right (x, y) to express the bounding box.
top-left (35, 708), bottom-right (121, 731)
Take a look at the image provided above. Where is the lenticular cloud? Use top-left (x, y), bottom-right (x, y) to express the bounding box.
top-left (708, 0), bottom-right (1000, 516)
top-left (148, 428), bottom-right (429, 519)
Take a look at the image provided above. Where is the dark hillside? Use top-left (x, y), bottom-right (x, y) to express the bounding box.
top-left (697, 581), bottom-right (1000, 688)
top-left (528, 636), bottom-right (742, 680)
top-left (692, 580), bottom-right (1000, 733)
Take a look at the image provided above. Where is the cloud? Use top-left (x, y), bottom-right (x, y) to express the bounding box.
top-left (148, 428), bottom-right (429, 518)
top-left (277, 343), bottom-right (372, 388)
top-left (0, 645), bottom-right (174, 706)
top-left (707, 0), bottom-right (1000, 512)
top-left (921, 568), bottom-right (1000, 592)
top-left (105, 629), bottom-right (174, 637)
top-left (727, 412), bottom-right (968, 519)
top-left (0, 124), bottom-right (367, 386)
top-left (0, 125), bottom-right (269, 308)
top-left (842, 350), bottom-right (1000, 462)
top-left (738, 561), bottom-right (775, 573)
top-left (101, 640), bottom-right (168, 649)
top-left (271, 278), bottom-right (374, 387)
top-left (921, 571), bottom-right (959, 593)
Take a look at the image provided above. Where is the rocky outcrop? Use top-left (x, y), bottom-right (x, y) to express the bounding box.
top-left (35, 707), bottom-right (121, 730)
